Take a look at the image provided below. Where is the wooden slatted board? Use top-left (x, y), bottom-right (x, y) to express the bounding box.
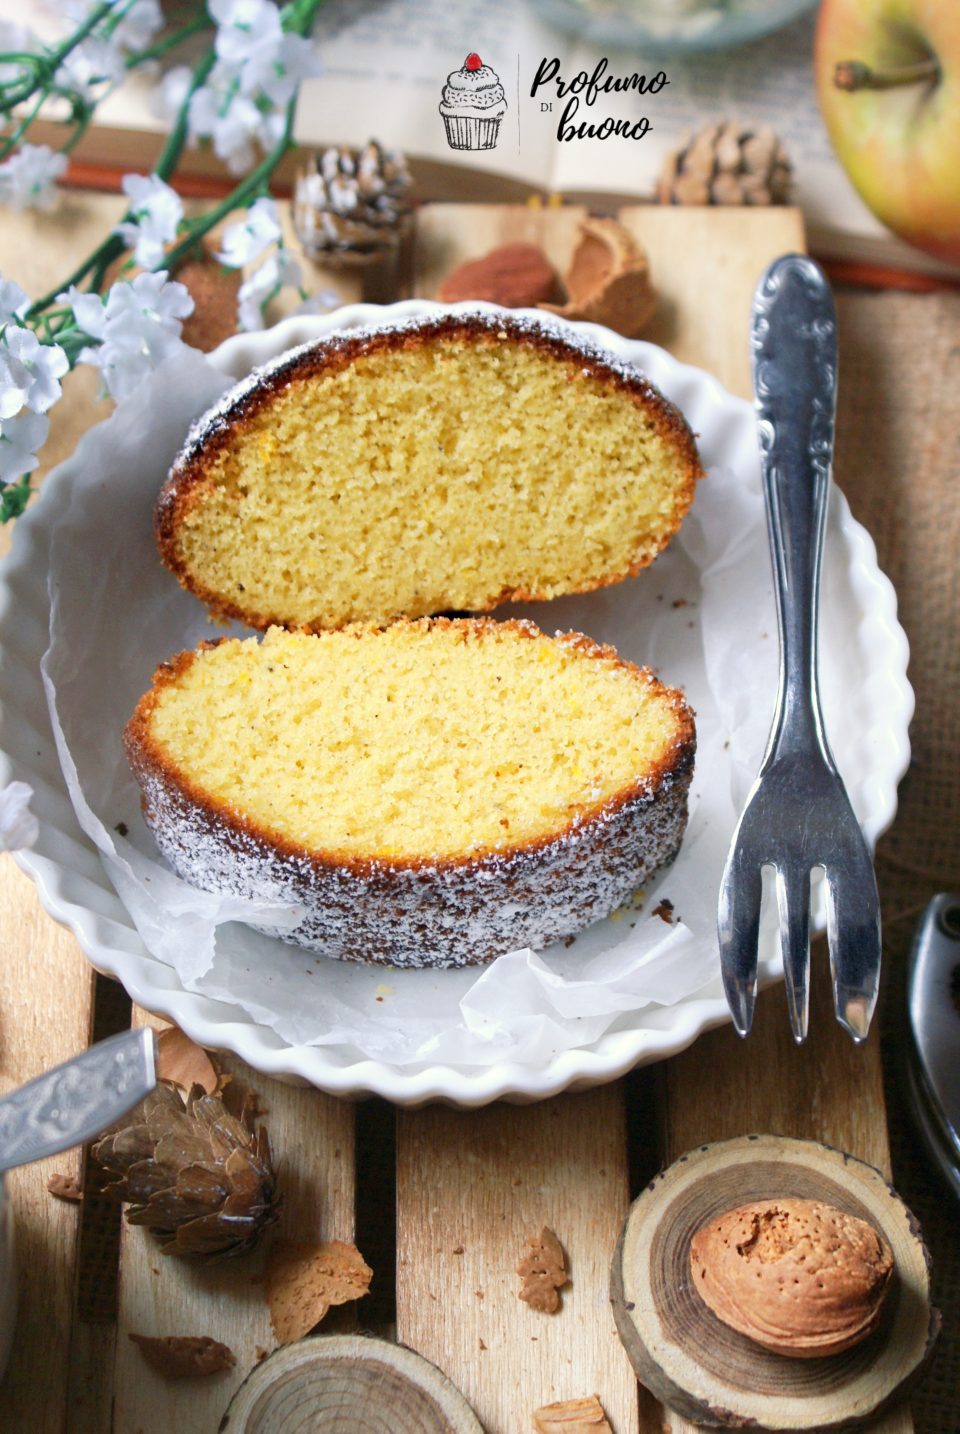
top-left (0, 198), bottom-right (912, 1434)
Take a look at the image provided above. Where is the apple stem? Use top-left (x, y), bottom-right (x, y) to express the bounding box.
top-left (833, 58), bottom-right (940, 92)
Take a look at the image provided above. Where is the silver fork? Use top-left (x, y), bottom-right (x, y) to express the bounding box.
top-left (718, 253), bottom-right (881, 1044)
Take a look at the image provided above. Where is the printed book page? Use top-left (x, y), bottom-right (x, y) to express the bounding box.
top-left (7, 0), bottom-right (955, 275)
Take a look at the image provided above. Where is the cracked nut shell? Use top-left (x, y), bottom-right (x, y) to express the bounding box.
top-left (690, 1197), bottom-right (894, 1359)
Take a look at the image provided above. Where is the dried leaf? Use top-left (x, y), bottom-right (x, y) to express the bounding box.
top-left (47, 1173), bottom-right (82, 1202)
top-left (155, 1025), bottom-right (221, 1095)
top-left (266, 1238), bottom-right (373, 1344)
top-left (129, 1333), bottom-right (235, 1378)
top-left (517, 1227), bottom-right (569, 1313)
top-left (532, 1394), bottom-right (613, 1433)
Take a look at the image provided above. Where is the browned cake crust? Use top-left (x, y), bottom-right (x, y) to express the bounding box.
top-left (123, 620), bottom-right (696, 970)
top-left (155, 310), bottom-right (704, 632)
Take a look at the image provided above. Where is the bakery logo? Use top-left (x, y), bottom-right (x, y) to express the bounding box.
top-left (531, 58), bottom-right (667, 143)
top-left (439, 52), bottom-right (506, 151)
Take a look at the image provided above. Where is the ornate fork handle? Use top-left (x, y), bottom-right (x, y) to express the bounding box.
top-left (751, 253), bottom-right (837, 764)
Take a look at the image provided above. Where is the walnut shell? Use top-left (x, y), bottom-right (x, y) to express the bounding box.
top-left (690, 1198), bottom-right (894, 1358)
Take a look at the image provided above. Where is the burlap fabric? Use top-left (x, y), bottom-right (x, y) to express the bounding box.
top-left (834, 288), bottom-right (960, 1434)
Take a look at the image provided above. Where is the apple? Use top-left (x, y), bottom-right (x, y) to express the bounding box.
top-left (814, 0), bottom-right (960, 264)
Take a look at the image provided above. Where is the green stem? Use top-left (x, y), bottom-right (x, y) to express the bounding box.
top-left (152, 45), bottom-right (216, 182)
top-left (159, 100), bottom-right (298, 273)
top-left (101, 0), bottom-right (154, 42)
top-left (47, 0), bottom-right (118, 65)
top-left (0, 88), bottom-right (48, 161)
top-left (125, 14), bottom-right (212, 69)
top-left (60, 102), bottom-right (95, 155)
top-left (25, 44), bottom-right (216, 316)
top-left (0, 0), bottom-right (115, 110)
top-left (25, 0), bottom-right (325, 316)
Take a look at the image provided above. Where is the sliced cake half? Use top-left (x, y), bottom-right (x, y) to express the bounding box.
top-left (124, 619), bottom-right (695, 969)
top-left (156, 311), bottom-right (704, 632)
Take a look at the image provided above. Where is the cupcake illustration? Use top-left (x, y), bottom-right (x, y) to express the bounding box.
top-left (439, 52), bottom-right (507, 151)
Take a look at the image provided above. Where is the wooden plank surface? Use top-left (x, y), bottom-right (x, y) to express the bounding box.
top-left (107, 1010), bottom-right (356, 1434)
top-left (0, 194), bottom-right (916, 1434)
top-left (404, 202), bottom-right (910, 1434)
top-left (397, 1089), bottom-right (639, 1434)
top-left (0, 861), bottom-right (95, 1434)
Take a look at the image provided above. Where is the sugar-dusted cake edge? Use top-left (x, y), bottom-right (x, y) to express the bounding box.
top-left (124, 618), bottom-right (696, 970)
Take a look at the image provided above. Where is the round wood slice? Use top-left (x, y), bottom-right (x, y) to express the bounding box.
top-left (219, 1333), bottom-right (485, 1433)
top-left (610, 1135), bottom-right (939, 1431)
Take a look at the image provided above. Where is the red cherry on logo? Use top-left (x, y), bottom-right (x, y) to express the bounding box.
top-left (464, 53), bottom-right (482, 71)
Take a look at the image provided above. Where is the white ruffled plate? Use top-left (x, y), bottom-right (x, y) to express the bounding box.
top-left (0, 302), bottom-right (912, 1106)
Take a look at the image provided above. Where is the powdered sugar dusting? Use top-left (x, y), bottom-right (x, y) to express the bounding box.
top-left (132, 746), bottom-right (692, 970)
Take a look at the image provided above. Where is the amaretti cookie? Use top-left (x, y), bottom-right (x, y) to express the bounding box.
top-left (124, 619), bottom-right (695, 969)
top-left (156, 311), bottom-right (704, 633)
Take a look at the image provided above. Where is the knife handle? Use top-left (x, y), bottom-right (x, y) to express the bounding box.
top-left (750, 253), bottom-right (837, 759)
top-left (0, 1028), bottom-right (156, 1175)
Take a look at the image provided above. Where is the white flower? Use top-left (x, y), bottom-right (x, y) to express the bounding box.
top-left (0, 327), bottom-right (68, 417)
top-left (65, 271), bottom-right (194, 402)
top-left (114, 173), bottom-right (184, 269)
top-left (53, 0), bottom-right (163, 56)
top-left (54, 37), bottom-right (125, 104)
top-left (0, 145), bottom-right (68, 212)
top-left (237, 249), bottom-right (302, 331)
top-left (104, 0), bottom-right (164, 55)
top-left (0, 22), bottom-right (42, 87)
top-left (150, 64), bottom-right (193, 124)
top-left (211, 0), bottom-right (283, 64)
top-left (217, 197), bottom-right (282, 268)
top-left (0, 410), bottom-right (48, 482)
top-left (0, 780), bottom-right (38, 851)
top-left (0, 280), bottom-right (29, 327)
top-left (189, 75), bottom-right (263, 175)
top-left (254, 32), bottom-right (320, 106)
top-left (177, 2), bottom-right (319, 174)
top-left (294, 288), bottom-right (340, 318)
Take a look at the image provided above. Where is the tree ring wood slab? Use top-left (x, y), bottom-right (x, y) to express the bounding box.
top-left (219, 1333), bottom-right (485, 1433)
top-left (610, 1134), bottom-right (939, 1431)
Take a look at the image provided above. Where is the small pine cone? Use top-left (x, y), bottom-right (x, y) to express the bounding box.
top-left (292, 139), bottom-right (413, 266)
top-left (92, 1081), bottom-right (280, 1259)
top-left (658, 121), bottom-right (791, 207)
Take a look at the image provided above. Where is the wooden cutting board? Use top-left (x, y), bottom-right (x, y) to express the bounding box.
top-left (0, 200), bottom-right (911, 1434)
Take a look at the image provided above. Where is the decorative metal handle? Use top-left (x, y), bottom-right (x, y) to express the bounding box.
top-left (0, 1028), bottom-right (156, 1175)
top-left (750, 253), bottom-right (838, 762)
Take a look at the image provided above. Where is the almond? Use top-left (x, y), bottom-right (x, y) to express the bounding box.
top-left (437, 243), bottom-right (562, 308)
top-left (690, 1198), bottom-right (894, 1358)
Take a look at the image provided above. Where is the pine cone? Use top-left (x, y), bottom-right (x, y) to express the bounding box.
top-left (658, 121), bottom-right (791, 207)
top-left (92, 1081), bottom-right (280, 1258)
top-left (292, 140), bottom-right (413, 265)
